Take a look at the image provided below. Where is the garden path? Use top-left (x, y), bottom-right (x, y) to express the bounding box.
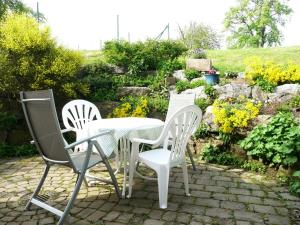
top-left (0, 157), bottom-right (299, 225)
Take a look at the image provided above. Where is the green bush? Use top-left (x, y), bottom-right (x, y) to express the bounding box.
top-left (0, 14), bottom-right (88, 98)
top-left (184, 69), bottom-right (200, 81)
top-left (0, 143), bottom-right (37, 157)
top-left (103, 40), bottom-right (187, 75)
top-left (147, 94), bottom-right (169, 115)
top-left (175, 79), bottom-right (206, 93)
top-left (240, 112), bottom-right (300, 167)
top-left (289, 171), bottom-right (300, 196)
top-left (193, 123), bottom-right (210, 139)
top-left (195, 98), bottom-right (211, 111)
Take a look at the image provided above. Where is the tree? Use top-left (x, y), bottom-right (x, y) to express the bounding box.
top-left (0, 14), bottom-right (88, 99)
top-left (224, 0), bottom-right (292, 48)
top-left (0, 0), bottom-right (45, 21)
top-left (178, 22), bottom-right (221, 50)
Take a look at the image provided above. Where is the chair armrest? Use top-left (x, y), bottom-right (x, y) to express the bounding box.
top-left (130, 137), bottom-right (158, 146)
top-left (64, 130), bottom-right (112, 150)
top-left (61, 128), bottom-right (74, 134)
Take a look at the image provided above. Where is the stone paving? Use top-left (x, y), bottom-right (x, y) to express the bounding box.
top-left (0, 156), bottom-right (300, 225)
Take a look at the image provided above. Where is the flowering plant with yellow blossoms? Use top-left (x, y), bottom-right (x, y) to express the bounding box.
top-left (244, 57), bottom-right (300, 86)
top-left (212, 96), bottom-right (261, 134)
top-left (109, 96), bottom-right (149, 118)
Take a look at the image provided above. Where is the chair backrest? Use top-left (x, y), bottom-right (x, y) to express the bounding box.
top-left (20, 90), bottom-right (70, 164)
top-left (159, 105), bottom-right (202, 164)
top-left (62, 100), bottom-right (101, 131)
top-left (165, 93), bottom-right (196, 121)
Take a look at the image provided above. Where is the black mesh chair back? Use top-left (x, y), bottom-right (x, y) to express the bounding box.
top-left (20, 89), bottom-right (70, 164)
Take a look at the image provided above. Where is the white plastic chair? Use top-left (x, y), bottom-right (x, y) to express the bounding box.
top-left (166, 93), bottom-right (197, 171)
top-left (128, 105), bottom-right (202, 208)
top-left (62, 100), bottom-right (101, 152)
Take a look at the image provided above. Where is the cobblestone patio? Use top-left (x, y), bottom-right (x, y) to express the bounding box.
top-left (0, 156), bottom-right (299, 225)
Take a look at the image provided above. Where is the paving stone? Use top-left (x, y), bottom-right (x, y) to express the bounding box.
top-left (251, 190), bottom-right (266, 197)
top-left (206, 208), bottom-right (232, 218)
top-left (229, 188), bottom-right (251, 195)
top-left (216, 181), bottom-right (238, 188)
top-left (205, 185), bottom-right (226, 193)
top-left (266, 214), bottom-right (291, 225)
top-left (236, 221), bottom-right (251, 225)
top-left (248, 204), bottom-right (276, 214)
top-left (143, 219), bottom-right (164, 225)
top-left (87, 210), bottom-right (106, 222)
top-left (212, 193), bottom-right (237, 201)
top-left (148, 209), bottom-right (163, 220)
top-left (162, 211), bottom-right (177, 221)
top-left (233, 211), bottom-right (264, 223)
top-left (195, 198), bottom-right (220, 208)
top-left (132, 207), bottom-right (151, 214)
top-left (176, 212), bottom-right (191, 223)
top-left (181, 204), bottom-right (205, 215)
top-left (220, 201), bottom-right (246, 210)
top-left (102, 211), bottom-right (121, 221)
top-left (237, 195), bottom-right (263, 204)
top-left (39, 217), bottom-right (55, 224)
top-left (263, 198), bottom-right (285, 206)
top-left (279, 192), bottom-right (300, 201)
top-left (115, 212), bottom-right (134, 223)
top-left (191, 190), bottom-right (211, 198)
top-left (275, 207), bottom-right (289, 216)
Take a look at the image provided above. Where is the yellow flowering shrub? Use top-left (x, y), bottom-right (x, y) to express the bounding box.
top-left (212, 96), bottom-right (261, 134)
top-left (109, 97), bottom-right (149, 118)
top-left (244, 57), bottom-right (300, 85)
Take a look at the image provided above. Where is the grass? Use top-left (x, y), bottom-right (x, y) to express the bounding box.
top-left (206, 45), bottom-right (300, 73)
top-left (81, 50), bottom-right (105, 64)
top-left (80, 45), bottom-right (300, 73)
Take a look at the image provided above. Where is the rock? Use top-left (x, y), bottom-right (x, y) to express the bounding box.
top-left (253, 115), bottom-right (272, 126)
top-left (117, 86), bottom-right (151, 98)
top-left (186, 59), bottom-right (212, 71)
top-left (202, 106), bottom-right (218, 131)
top-left (95, 101), bottom-right (119, 118)
top-left (275, 84), bottom-right (300, 95)
top-left (251, 86), bottom-right (268, 103)
top-left (165, 76), bottom-right (176, 85)
top-left (172, 70), bottom-right (187, 81)
top-left (215, 83), bottom-right (251, 99)
top-left (182, 86), bottom-right (207, 99)
top-left (191, 77), bottom-right (205, 83)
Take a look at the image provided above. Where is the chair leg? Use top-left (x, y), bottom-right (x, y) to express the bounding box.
top-left (157, 166), bottom-right (170, 209)
top-left (57, 171), bottom-right (86, 225)
top-left (181, 160), bottom-right (190, 196)
top-left (102, 156), bottom-right (121, 199)
top-left (128, 142), bottom-right (139, 198)
top-left (187, 145), bottom-right (196, 171)
top-left (25, 164), bottom-right (50, 210)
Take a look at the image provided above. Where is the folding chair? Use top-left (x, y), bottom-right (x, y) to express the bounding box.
top-left (20, 89), bottom-right (120, 225)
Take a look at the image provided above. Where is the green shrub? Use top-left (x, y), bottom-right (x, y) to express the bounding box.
top-left (193, 123), bottom-right (210, 139)
top-left (224, 71), bottom-right (239, 79)
top-left (0, 14), bottom-right (87, 98)
top-left (240, 112), bottom-right (300, 167)
top-left (289, 171), bottom-right (300, 196)
top-left (255, 77), bottom-right (277, 92)
top-left (0, 143), bottom-right (37, 157)
top-left (195, 98), bottom-right (211, 111)
top-left (184, 69), bottom-right (200, 81)
top-left (147, 95), bottom-right (168, 115)
top-left (159, 59), bottom-right (183, 76)
top-left (241, 161), bottom-right (266, 173)
top-left (191, 79), bottom-right (206, 88)
top-left (103, 40), bottom-right (187, 75)
top-left (204, 85), bottom-right (218, 99)
top-left (175, 80), bottom-right (191, 93)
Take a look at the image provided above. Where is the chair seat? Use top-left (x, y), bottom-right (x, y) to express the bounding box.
top-left (70, 151), bottom-right (102, 172)
top-left (139, 148), bottom-right (170, 166)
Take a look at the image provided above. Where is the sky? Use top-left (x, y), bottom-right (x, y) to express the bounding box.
top-left (23, 0), bottom-right (300, 50)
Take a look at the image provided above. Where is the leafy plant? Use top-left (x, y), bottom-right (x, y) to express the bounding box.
top-left (241, 161), bottom-right (266, 173)
top-left (224, 71), bottom-right (239, 79)
top-left (195, 98), bottom-right (211, 111)
top-left (204, 85), bottom-right (218, 99)
top-left (184, 69), bottom-right (200, 81)
top-left (175, 80), bottom-right (191, 93)
top-left (289, 171), bottom-right (300, 196)
top-left (0, 14), bottom-right (87, 99)
top-left (193, 123), bottom-right (210, 139)
top-left (212, 96), bottom-right (261, 134)
top-left (254, 77), bottom-right (276, 92)
top-left (0, 143), bottom-right (37, 157)
top-left (240, 112), bottom-right (300, 167)
top-left (146, 94), bottom-right (169, 115)
top-left (109, 96), bottom-right (149, 118)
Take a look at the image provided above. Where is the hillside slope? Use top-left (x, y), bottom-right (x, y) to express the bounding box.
top-left (206, 46), bottom-right (300, 73)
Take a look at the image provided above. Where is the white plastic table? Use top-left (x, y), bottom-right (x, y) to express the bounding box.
top-left (82, 117), bottom-right (164, 197)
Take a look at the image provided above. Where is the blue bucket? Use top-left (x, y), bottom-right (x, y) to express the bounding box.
top-left (204, 74), bottom-right (220, 85)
